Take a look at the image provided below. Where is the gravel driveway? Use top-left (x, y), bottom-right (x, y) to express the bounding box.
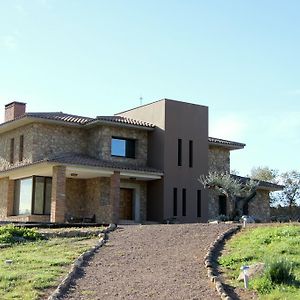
top-left (61, 223), bottom-right (235, 300)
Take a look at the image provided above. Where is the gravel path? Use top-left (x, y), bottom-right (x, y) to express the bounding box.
top-left (61, 223), bottom-right (235, 300)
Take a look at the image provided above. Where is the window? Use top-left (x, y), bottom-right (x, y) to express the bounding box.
top-left (189, 140), bottom-right (193, 168)
top-left (19, 135), bottom-right (24, 162)
top-left (10, 138), bottom-right (14, 164)
top-left (111, 137), bottom-right (135, 158)
top-left (14, 176), bottom-right (52, 215)
top-left (173, 188), bottom-right (177, 217)
top-left (177, 139), bottom-right (182, 166)
top-left (197, 190), bottom-right (201, 217)
top-left (182, 188), bottom-right (186, 216)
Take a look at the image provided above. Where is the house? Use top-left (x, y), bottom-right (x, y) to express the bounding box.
top-left (0, 99), bottom-right (281, 224)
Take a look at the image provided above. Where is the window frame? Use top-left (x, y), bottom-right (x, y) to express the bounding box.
top-left (14, 176), bottom-right (52, 216)
top-left (111, 137), bottom-right (136, 159)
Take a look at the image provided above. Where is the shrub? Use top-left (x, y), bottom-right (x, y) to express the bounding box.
top-left (265, 259), bottom-right (295, 284)
top-left (0, 225), bottom-right (42, 244)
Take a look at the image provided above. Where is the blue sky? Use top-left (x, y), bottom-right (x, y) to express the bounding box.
top-left (1, 0), bottom-right (299, 176)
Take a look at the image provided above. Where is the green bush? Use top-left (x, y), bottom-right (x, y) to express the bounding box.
top-left (265, 259), bottom-right (295, 284)
top-left (0, 225), bottom-right (42, 244)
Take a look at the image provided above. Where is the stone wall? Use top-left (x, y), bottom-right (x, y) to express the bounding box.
top-left (208, 146), bottom-right (230, 173)
top-left (87, 125), bottom-right (148, 166)
top-left (0, 124), bottom-right (34, 170)
top-left (65, 176), bottom-right (148, 224)
top-left (248, 190), bottom-right (270, 222)
top-left (32, 123), bottom-right (87, 161)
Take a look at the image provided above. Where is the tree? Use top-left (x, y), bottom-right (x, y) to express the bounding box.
top-left (278, 170), bottom-right (300, 210)
top-left (198, 172), bottom-right (259, 219)
top-left (250, 166), bottom-right (279, 183)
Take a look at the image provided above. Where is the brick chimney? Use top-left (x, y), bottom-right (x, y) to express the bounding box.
top-left (5, 101), bottom-right (26, 122)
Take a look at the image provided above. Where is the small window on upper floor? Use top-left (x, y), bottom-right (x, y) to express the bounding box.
top-left (111, 137), bottom-right (136, 158)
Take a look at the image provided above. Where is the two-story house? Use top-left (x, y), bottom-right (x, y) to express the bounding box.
top-left (0, 99), bottom-right (280, 224)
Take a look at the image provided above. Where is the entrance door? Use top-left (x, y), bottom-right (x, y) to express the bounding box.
top-left (120, 188), bottom-right (134, 220)
top-left (219, 195), bottom-right (227, 215)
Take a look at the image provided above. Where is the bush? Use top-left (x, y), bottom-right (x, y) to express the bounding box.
top-left (265, 259), bottom-right (295, 284)
top-left (0, 225), bottom-right (42, 244)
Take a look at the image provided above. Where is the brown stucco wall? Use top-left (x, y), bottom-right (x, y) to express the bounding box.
top-left (118, 99), bottom-right (209, 223)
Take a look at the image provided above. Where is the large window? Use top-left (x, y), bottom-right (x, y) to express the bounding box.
top-left (19, 135), bottom-right (24, 162)
top-left (14, 176), bottom-right (52, 215)
top-left (111, 137), bottom-right (135, 158)
top-left (197, 190), bottom-right (202, 218)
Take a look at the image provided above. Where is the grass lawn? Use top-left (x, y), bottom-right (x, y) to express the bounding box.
top-left (0, 228), bottom-right (101, 300)
top-left (219, 224), bottom-right (300, 299)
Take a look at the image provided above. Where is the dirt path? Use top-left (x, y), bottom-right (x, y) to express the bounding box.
top-left (61, 223), bottom-right (235, 300)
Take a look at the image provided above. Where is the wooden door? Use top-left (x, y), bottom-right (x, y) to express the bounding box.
top-left (120, 188), bottom-right (134, 220)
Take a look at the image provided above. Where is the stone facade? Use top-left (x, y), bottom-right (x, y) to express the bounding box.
top-left (87, 125), bottom-right (148, 166)
top-left (208, 146), bottom-right (230, 173)
top-left (0, 124), bottom-right (34, 170)
top-left (51, 166), bottom-right (66, 223)
top-left (208, 146), bottom-right (271, 222)
top-left (64, 176), bottom-right (147, 224)
top-left (248, 190), bottom-right (270, 222)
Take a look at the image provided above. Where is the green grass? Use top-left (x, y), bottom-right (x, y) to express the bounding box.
top-left (0, 234), bottom-right (99, 300)
top-left (219, 224), bottom-right (300, 299)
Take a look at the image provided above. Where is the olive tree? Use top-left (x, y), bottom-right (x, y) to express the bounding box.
top-left (198, 172), bottom-right (259, 219)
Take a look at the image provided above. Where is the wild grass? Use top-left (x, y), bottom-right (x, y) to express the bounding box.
top-left (219, 224), bottom-right (300, 299)
top-left (0, 227), bottom-right (100, 300)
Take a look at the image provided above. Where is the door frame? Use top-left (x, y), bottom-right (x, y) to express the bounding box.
top-left (120, 182), bottom-right (141, 223)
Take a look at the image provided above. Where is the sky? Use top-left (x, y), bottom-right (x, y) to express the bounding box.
top-left (0, 0), bottom-right (299, 176)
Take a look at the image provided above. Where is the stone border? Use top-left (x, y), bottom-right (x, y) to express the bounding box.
top-left (204, 225), bottom-right (241, 300)
top-left (47, 224), bottom-right (117, 300)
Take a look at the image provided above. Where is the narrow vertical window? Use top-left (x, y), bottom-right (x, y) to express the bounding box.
top-left (189, 140), bottom-right (193, 168)
top-left (177, 139), bottom-right (182, 166)
top-left (197, 190), bottom-right (202, 217)
top-left (10, 138), bottom-right (14, 164)
top-left (173, 188), bottom-right (177, 217)
top-left (182, 188), bottom-right (186, 216)
top-left (19, 135), bottom-right (24, 162)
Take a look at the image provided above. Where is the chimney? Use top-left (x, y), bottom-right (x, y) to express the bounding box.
top-left (5, 101), bottom-right (26, 122)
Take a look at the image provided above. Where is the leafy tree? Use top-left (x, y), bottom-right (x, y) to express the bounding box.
top-left (198, 172), bottom-right (259, 219)
top-left (250, 166), bottom-right (279, 183)
top-left (278, 170), bottom-right (300, 209)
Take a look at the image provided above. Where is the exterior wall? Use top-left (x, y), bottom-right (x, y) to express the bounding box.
top-left (50, 166), bottom-right (66, 223)
top-left (208, 146), bottom-right (230, 173)
top-left (117, 100), bottom-right (166, 222)
top-left (65, 176), bottom-right (147, 224)
top-left (248, 190), bottom-right (270, 222)
top-left (32, 123), bottom-right (87, 161)
top-left (87, 125), bottom-right (148, 167)
top-left (0, 124), bottom-right (34, 171)
top-left (118, 99), bottom-right (209, 223)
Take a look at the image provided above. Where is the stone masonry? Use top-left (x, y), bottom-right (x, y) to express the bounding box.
top-left (51, 166), bottom-right (66, 223)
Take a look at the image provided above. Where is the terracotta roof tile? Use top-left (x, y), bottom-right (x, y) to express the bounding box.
top-left (47, 153), bottom-right (163, 174)
top-left (208, 137), bottom-right (245, 148)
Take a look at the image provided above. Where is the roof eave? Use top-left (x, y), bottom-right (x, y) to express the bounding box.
top-left (208, 142), bottom-right (245, 150)
top-left (84, 119), bottom-right (155, 131)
